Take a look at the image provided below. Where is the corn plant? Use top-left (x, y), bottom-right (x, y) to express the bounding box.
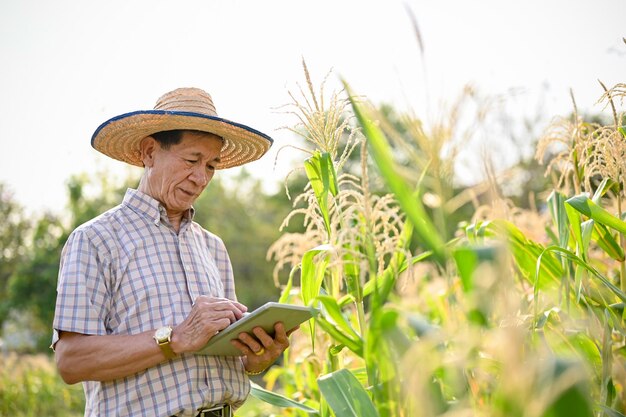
top-left (255, 59), bottom-right (624, 417)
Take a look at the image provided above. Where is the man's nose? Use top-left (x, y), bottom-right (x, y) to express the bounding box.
top-left (189, 165), bottom-right (210, 186)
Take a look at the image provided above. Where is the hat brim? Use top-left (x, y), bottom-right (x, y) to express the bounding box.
top-left (91, 110), bottom-right (273, 169)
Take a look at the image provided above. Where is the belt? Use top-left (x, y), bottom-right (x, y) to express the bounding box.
top-left (196, 404), bottom-right (232, 417)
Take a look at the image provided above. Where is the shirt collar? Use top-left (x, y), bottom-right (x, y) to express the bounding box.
top-left (122, 188), bottom-right (195, 227)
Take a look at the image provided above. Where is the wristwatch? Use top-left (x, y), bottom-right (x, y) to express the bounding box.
top-left (154, 326), bottom-right (176, 359)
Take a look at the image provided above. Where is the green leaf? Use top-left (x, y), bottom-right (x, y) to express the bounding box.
top-left (300, 244), bottom-right (333, 350)
top-left (365, 221), bottom-right (417, 310)
top-left (452, 245), bottom-right (500, 293)
top-left (316, 295), bottom-right (361, 341)
top-left (599, 405), bottom-right (626, 417)
top-left (316, 317), bottom-right (363, 355)
top-left (318, 369), bottom-right (379, 417)
top-left (540, 360), bottom-right (594, 417)
top-left (250, 382), bottom-right (319, 414)
top-left (566, 194), bottom-right (626, 235)
top-left (592, 222), bottom-right (625, 261)
top-left (565, 201), bottom-right (583, 255)
top-left (619, 126), bottom-right (626, 139)
top-left (485, 220), bottom-right (563, 289)
top-left (570, 332), bottom-right (602, 375)
top-left (304, 151), bottom-right (338, 237)
top-left (342, 249), bottom-right (361, 300)
top-left (547, 191), bottom-right (570, 249)
top-left (540, 246), bottom-right (626, 303)
top-left (278, 268), bottom-right (296, 304)
top-left (580, 219), bottom-right (594, 256)
top-left (301, 244), bottom-right (333, 306)
top-left (591, 177), bottom-right (616, 203)
top-left (344, 82), bottom-right (446, 265)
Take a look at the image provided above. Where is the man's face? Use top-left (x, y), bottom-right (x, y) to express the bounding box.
top-left (141, 131), bottom-right (223, 214)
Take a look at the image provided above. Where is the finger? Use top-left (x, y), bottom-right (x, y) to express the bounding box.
top-left (251, 327), bottom-right (275, 348)
top-left (286, 325), bottom-right (300, 337)
top-left (217, 316), bottom-right (236, 329)
top-left (273, 322), bottom-right (290, 344)
top-left (205, 308), bottom-right (237, 325)
top-left (194, 298), bottom-right (247, 320)
top-left (237, 332), bottom-right (264, 353)
top-left (230, 339), bottom-right (267, 360)
top-left (211, 299), bottom-right (247, 315)
top-left (194, 296), bottom-right (246, 310)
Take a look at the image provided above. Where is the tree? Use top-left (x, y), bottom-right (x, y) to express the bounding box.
top-left (0, 183), bottom-right (31, 328)
top-left (4, 173), bottom-right (134, 350)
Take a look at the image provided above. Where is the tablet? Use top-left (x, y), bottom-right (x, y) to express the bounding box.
top-left (196, 302), bottom-right (315, 356)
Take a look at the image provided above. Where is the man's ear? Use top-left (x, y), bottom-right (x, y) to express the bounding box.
top-left (139, 136), bottom-right (158, 167)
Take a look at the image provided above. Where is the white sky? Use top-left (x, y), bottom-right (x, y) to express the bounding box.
top-left (1, 0), bottom-right (624, 214)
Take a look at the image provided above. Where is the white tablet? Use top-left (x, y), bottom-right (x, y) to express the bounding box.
top-left (196, 302), bottom-right (315, 356)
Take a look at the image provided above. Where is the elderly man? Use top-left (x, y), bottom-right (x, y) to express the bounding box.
top-left (52, 88), bottom-right (292, 417)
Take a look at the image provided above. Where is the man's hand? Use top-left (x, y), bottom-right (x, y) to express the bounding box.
top-left (230, 322), bottom-right (299, 374)
top-left (171, 296), bottom-right (247, 354)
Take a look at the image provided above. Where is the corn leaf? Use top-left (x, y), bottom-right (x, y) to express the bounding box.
top-left (565, 202), bottom-right (583, 255)
top-left (541, 360), bottom-right (594, 417)
top-left (250, 382), bottom-right (319, 414)
top-left (485, 220), bottom-right (563, 289)
top-left (315, 314), bottom-right (363, 356)
top-left (591, 177), bottom-right (616, 203)
top-left (539, 246), bottom-right (626, 303)
top-left (548, 190), bottom-right (570, 249)
top-left (316, 295), bottom-right (361, 341)
top-left (592, 222), bottom-right (625, 261)
top-left (599, 406), bottom-right (626, 417)
top-left (566, 194), bottom-right (626, 235)
top-left (318, 369), bottom-right (379, 417)
top-left (315, 295), bottom-right (363, 355)
top-left (344, 82), bottom-right (446, 265)
top-left (362, 250), bottom-right (430, 298)
top-left (342, 249), bottom-right (361, 301)
top-left (301, 244), bottom-right (333, 306)
top-left (453, 245), bottom-right (502, 293)
top-left (278, 268), bottom-right (296, 304)
top-left (304, 151), bottom-right (338, 237)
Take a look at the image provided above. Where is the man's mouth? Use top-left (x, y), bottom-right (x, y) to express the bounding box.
top-left (179, 189), bottom-right (196, 197)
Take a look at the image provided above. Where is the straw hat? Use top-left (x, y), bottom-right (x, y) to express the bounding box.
top-left (91, 87), bottom-right (273, 169)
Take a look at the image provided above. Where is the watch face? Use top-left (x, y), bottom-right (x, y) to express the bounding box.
top-left (155, 327), bottom-right (171, 341)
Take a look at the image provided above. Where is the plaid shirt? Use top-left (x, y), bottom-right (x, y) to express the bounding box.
top-left (52, 189), bottom-right (249, 417)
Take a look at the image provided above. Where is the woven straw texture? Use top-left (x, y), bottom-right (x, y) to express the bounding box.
top-left (91, 88), bottom-right (273, 169)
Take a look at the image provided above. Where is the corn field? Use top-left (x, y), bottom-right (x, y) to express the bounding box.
top-left (252, 62), bottom-right (626, 417)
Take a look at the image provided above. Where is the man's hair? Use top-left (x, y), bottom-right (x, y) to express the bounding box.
top-left (151, 130), bottom-right (186, 149)
top-left (151, 130), bottom-right (224, 150)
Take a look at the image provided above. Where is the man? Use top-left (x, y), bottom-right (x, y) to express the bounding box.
top-left (52, 87), bottom-right (293, 417)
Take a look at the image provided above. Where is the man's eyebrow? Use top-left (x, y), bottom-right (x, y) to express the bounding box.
top-left (188, 151), bottom-right (221, 163)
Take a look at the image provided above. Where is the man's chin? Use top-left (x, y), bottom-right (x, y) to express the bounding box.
top-left (163, 200), bottom-right (194, 214)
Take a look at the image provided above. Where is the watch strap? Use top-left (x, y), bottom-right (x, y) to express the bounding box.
top-left (157, 339), bottom-right (176, 359)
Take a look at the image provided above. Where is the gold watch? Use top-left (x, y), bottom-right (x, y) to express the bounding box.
top-left (154, 326), bottom-right (176, 359)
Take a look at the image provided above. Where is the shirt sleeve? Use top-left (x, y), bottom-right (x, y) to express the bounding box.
top-left (51, 227), bottom-right (111, 348)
